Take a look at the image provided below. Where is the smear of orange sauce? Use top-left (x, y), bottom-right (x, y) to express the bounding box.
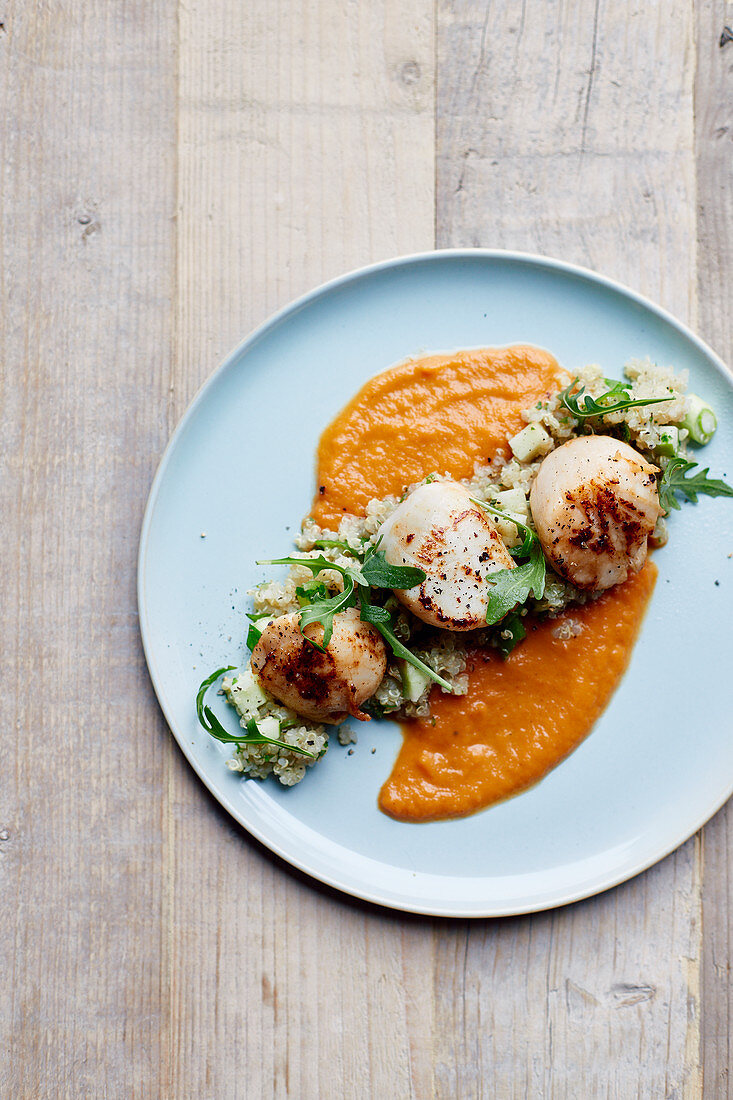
top-left (313, 345), bottom-right (656, 821)
top-left (313, 345), bottom-right (566, 527)
top-left (378, 564), bottom-right (656, 821)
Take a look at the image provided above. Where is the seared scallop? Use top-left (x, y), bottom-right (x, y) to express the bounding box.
top-left (377, 480), bottom-right (515, 630)
top-left (529, 435), bottom-right (660, 591)
top-left (251, 606), bottom-right (387, 723)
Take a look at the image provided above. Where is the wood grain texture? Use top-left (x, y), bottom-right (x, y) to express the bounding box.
top-left (176, 0), bottom-right (435, 379)
top-left (436, 2), bottom-right (702, 1096)
top-left (1, 0), bottom-right (727, 1095)
top-left (168, 3), bottom-right (435, 1097)
top-left (0, 2), bottom-right (177, 1097)
top-left (696, 1), bottom-right (733, 1094)
top-left (438, 0), bottom-right (697, 321)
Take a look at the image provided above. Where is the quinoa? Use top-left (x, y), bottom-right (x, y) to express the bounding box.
top-left (222, 672), bottom-right (328, 786)
top-left (225, 722), bottom-right (327, 786)
top-left (522, 358), bottom-right (690, 454)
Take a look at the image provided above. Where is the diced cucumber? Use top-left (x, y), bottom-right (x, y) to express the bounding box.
top-left (399, 658), bottom-right (432, 704)
top-left (654, 425), bottom-right (680, 457)
top-left (681, 394), bottom-right (717, 445)
top-left (256, 715), bottom-right (281, 740)
top-left (226, 666), bottom-right (269, 717)
top-left (508, 423), bottom-right (553, 462)
top-left (494, 515), bottom-right (524, 549)
top-left (491, 487), bottom-right (529, 516)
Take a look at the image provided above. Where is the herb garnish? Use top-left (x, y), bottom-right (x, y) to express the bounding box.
top-left (659, 458), bottom-right (733, 512)
top-left (259, 549), bottom-right (452, 692)
top-left (357, 590), bottom-right (453, 693)
top-left (313, 536), bottom-right (367, 557)
top-left (196, 666), bottom-right (317, 758)
top-left (470, 500), bottom-right (547, 625)
top-left (296, 580), bottom-right (331, 607)
top-left (560, 377), bottom-right (674, 421)
top-left (484, 540), bottom-right (546, 626)
top-left (196, 665), bottom-right (237, 726)
top-left (258, 554), bottom-right (364, 650)
top-left (361, 549), bottom-right (425, 589)
top-left (245, 612), bottom-right (272, 651)
top-left (297, 582), bottom-right (357, 647)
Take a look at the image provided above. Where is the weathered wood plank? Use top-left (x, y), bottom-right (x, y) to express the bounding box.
top-left (169, 2), bottom-right (435, 1096)
top-left (436, 1), bottom-right (702, 1095)
top-left (438, 0), bottom-right (697, 320)
top-left (0, 2), bottom-right (177, 1097)
top-left (3, 2), bottom-right (725, 1095)
top-left (696, 1), bottom-right (733, 1094)
top-left (175, 0), bottom-right (436, 377)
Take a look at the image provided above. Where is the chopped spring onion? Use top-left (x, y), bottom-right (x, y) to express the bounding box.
top-left (681, 394), bottom-right (717, 445)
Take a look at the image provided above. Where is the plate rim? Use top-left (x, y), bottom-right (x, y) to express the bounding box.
top-left (138, 247), bottom-right (733, 917)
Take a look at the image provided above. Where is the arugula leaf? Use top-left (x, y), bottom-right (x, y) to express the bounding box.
top-left (264, 550), bottom-right (425, 649)
top-left (196, 666), bottom-right (236, 725)
top-left (259, 550), bottom-right (426, 651)
top-left (258, 554), bottom-right (366, 588)
top-left (496, 611), bottom-right (526, 658)
top-left (296, 579), bottom-right (357, 650)
top-left (258, 554), bottom-right (367, 651)
top-left (246, 612), bottom-right (276, 650)
top-left (295, 580), bottom-right (331, 606)
top-left (470, 499), bottom-right (547, 624)
top-left (241, 717), bottom-right (317, 759)
top-left (560, 377), bottom-right (674, 420)
top-left (361, 549), bottom-right (426, 590)
top-left (659, 458), bottom-right (733, 512)
top-left (484, 540), bottom-right (546, 626)
top-left (202, 707), bottom-right (248, 743)
top-left (313, 536), bottom-right (367, 559)
top-left (195, 668), bottom-right (316, 758)
top-left (472, 498), bottom-right (532, 546)
top-left (358, 593), bottom-right (453, 693)
top-left (603, 377), bottom-right (630, 393)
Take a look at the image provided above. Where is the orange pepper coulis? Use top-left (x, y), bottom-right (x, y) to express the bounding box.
top-left (313, 346), bottom-right (656, 822)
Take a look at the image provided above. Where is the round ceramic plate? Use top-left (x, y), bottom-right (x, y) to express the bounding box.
top-left (138, 250), bottom-right (733, 917)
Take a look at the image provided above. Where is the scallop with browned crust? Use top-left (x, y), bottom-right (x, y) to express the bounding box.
top-left (377, 480), bottom-right (516, 630)
top-left (251, 606), bottom-right (387, 723)
top-left (529, 435), bottom-right (661, 591)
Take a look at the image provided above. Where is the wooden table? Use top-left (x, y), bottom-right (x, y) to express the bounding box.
top-left (2, 2), bottom-right (731, 1095)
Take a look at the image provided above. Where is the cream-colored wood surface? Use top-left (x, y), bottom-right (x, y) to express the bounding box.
top-left (0, 1), bottom-right (730, 1096)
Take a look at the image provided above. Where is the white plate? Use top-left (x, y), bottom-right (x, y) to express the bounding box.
top-left (138, 250), bottom-right (733, 916)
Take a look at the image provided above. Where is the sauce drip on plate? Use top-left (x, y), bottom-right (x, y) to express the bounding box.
top-left (313, 345), bottom-right (564, 528)
top-left (314, 345), bottom-right (656, 821)
top-left (379, 564), bottom-right (655, 821)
